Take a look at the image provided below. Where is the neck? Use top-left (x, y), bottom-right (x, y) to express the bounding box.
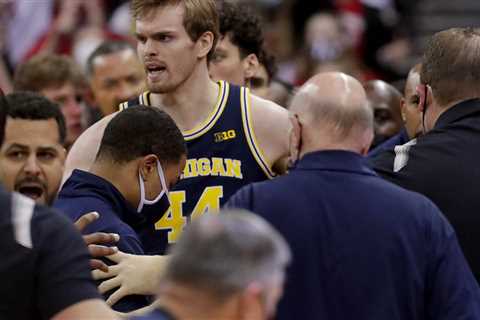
top-left (149, 62), bottom-right (219, 132)
top-left (299, 132), bottom-right (364, 159)
top-left (90, 159), bottom-right (138, 207)
top-left (156, 284), bottom-right (238, 320)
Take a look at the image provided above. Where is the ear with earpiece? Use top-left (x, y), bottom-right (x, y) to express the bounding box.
top-left (416, 84), bottom-right (427, 113)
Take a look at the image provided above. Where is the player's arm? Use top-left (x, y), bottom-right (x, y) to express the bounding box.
top-left (249, 94), bottom-right (290, 175)
top-left (62, 112), bottom-right (117, 185)
top-left (92, 251), bottom-right (169, 306)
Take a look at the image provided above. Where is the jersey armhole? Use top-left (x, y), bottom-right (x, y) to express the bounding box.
top-left (240, 87), bottom-right (276, 179)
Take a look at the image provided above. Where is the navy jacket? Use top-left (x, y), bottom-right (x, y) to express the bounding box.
top-left (54, 169), bottom-right (148, 312)
top-left (227, 150), bottom-right (480, 320)
top-left (372, 99), bottom-right (480, 282)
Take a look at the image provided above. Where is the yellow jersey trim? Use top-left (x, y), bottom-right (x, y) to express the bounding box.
top-left (118, 82), bottom-right (227, 141)
top-left (241, 87), bottom-right (276, 179)
top-left (183, 81), bottom-right (229, 141)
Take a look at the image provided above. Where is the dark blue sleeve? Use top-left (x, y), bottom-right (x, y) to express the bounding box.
top-left (425, 200), bottom-right (480, 319)
top-left (224, 184), bottom-right (255, 211)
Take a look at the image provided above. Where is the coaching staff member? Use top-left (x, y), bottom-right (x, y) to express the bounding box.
top-left (0, 92), bottom-right (117, 319)
top-left (227, 72), bottom-right (480, 320)
top-left (372, 27), bottom-right (480, 282)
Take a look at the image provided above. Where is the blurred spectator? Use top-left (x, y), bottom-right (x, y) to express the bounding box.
top-left (250, 51), bottom-right (277, 99)
top-left (364, 80), bottom-right (402, 149)
top-left (87, 40), bottom-right (146, 116)
top-left (267, 79), bottom-right (295, 109)
top-left (13, 54), bottom-right (89, 148)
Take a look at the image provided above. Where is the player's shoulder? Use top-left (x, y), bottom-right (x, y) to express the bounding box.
top-left (250, 93), bottom-right (288, 118)
top-left (248, 93), bottom-right (289, 132)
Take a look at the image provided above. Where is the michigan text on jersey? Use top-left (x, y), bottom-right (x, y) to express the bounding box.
top-left (181, 157), bottom-right (243, 179)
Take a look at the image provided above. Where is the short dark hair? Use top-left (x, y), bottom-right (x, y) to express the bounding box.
top-left (97, 106), bottom-right (186, 164)
top-left (0, 89), bottom-right (7, 146)
top-left (13, 54), bottom-right (87, 92)
top-left (86, 40), bottom-right (136, 77)
top-left (4, 92), bottom-right (66, 145)
top-left (217, 0), bottom-right (264, 59)
top-left (421, 27), bottom-right (480, 107)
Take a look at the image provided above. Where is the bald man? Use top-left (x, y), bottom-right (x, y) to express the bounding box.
top-left (364, 80), bottom-right (403, 149)
top-left (227, 72), bottom-right (480, 320)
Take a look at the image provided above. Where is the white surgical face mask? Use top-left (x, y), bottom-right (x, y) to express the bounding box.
top-left (137, 160), bottom-right (169, 213)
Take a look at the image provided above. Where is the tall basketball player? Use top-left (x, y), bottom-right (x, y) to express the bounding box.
top-left (64, 0), bottom-right (290, 254)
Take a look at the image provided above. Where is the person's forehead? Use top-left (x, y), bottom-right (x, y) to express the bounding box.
top-left (93, 49), bottom-right (138, 69)
top-left (366, 90), bottom-right (397, 111)
top-left (136, 4), bottom-right (186, 34)
top-left (92, 50), bottom-right (143, 78)
top-left (3, 118), bottom-right (61, 148)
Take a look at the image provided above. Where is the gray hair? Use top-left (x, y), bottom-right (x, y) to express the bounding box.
top-left (163, 210), bottom-right (291, 301)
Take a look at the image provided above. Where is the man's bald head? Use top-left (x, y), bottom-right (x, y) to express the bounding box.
top-left (289, 72), bottom-right (373, 155)
top-left (364, 80), bottom-right (403, 147)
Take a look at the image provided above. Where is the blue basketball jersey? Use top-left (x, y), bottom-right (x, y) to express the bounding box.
top-left (120, 81), bottom-right (275, 254)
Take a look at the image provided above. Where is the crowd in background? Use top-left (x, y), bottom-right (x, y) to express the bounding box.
top-left (1, 0), bottom-right (478, 96)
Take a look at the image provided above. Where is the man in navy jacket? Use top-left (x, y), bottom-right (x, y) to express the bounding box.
top-left (54, 106), bottom-right (186, 312)
top-left (226, 72), bottom-right (480, 320)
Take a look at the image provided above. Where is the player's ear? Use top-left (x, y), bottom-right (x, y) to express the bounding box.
top-left (196, 31), bottom-right (215, 60)
top-left (416, 84), bottom-right (428, 113)
top-left (243, 54), bottom-right (260, 80)
top-left (288, 112), bottom-right (302, 166)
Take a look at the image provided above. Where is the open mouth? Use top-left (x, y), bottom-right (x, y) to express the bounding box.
top-left (17, 185), bottom-right (44, 200)
top-left (147, 66), bottom-right (166, 75)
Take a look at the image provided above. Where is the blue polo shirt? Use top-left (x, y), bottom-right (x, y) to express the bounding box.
top-left (226, 150), bottom-right (480, 320)
top-left (54, 169), bottom-right (149, 312)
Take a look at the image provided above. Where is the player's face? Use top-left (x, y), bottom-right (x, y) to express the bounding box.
top-left (90, 49), bottom-right (146, 115)
top-left (401, 71), bottom-right (422, 139)
top-left (40, 83), bottom-right (86, 146)
top-left (0, 118), bottom-right (66, 205)
top-left (209, 35), bottom-right (246, 86)
top-left (136, 4), bottom-right (199, 94)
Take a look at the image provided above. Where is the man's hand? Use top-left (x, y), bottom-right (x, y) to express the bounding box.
top-left (74, 212), bottom-right (120, 272)
top-left (92, 252), bottom-right (169, 306)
